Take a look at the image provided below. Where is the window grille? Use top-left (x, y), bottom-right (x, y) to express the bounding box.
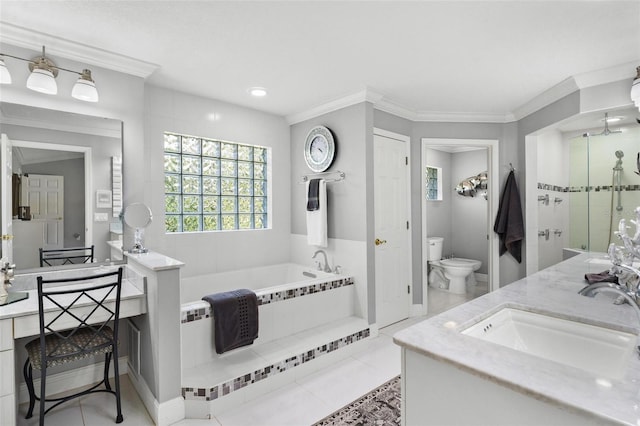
top-left (163, 132), bottom-right (269, 232)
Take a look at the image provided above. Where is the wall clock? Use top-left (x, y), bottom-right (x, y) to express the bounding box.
top-left (304, 125), bottom-right (336, 173)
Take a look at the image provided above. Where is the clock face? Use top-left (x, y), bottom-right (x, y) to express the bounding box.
top-left (310, 136), bottom-right (328, 163)
top-left (304, 126), bottom-right (335, 172)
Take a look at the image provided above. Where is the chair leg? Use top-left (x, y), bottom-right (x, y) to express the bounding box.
top-left (104, 352), bottom-right (112, 391)
top-left (23, 359), bottom-right (35, 419)
top-left (112, 347), bottom-right (123, 423)
top-left (39, 365), bottom-right (46, 426)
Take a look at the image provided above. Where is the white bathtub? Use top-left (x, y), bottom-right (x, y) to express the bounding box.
top-left (180, 262), bottom-right (336, 303)
top-left (180, 263), bottom-right (368, 412)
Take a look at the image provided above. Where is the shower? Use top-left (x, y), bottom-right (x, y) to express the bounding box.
top-left (614, 150), bottom-right (624, 212)
top-left (609, 150), bottom-right (624, 246)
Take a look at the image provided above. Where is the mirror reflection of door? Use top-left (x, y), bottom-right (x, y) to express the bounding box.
top-left (1, 133), bottom-right (13, 263)
top-left (11, 147), bottom-right (83, 269)
top-left (0, 102), bottom-right (123, 272)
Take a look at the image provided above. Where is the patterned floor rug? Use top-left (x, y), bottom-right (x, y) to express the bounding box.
top-left (313, 375), bottom-right (401, 425)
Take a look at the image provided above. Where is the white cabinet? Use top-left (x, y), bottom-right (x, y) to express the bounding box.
top-left (0, 318), bottom-right (15, 426)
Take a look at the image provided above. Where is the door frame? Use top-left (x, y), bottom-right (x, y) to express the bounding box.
top-left (10, 140), bottom-right (93, 249)
top-left (421, 138), bottom-right (500, 311)
top-left (373, 127), bottom-right (412, 324)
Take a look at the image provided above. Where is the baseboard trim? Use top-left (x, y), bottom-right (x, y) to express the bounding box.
top-left (127, 369), bottom-right (185, 426)
top-left (410, 304), bottom-right (426, 317)
top-left (18, 356), bottom-right (129, 404)
top-left (475, 273), bottom-right (488, 283)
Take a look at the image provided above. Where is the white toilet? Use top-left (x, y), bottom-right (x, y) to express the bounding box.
top-left (427, 237), bottom-right (481, 294)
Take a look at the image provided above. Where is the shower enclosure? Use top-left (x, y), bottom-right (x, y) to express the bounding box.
top-left (568, 125), bottom-right (640, 252)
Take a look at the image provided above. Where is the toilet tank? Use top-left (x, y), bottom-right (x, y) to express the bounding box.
top-left (427, 237), bottom-right (443, 261)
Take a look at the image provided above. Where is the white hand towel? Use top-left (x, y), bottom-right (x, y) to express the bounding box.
top-left (306, 179), bottom-right (327, 247)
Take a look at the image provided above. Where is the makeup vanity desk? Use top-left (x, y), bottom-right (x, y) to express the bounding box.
top-left (0, 265), bottom-right (147, 426)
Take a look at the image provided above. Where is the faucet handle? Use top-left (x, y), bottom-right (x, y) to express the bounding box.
top-left (333, 265), bottom-right (342, 274)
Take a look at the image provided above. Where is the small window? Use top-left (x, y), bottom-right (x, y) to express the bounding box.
top-left (163, 132), bottom-right (270, 233)
top-left (425, 166), bottom-right (443, 201)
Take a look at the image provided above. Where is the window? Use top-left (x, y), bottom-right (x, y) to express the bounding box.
top-left (163, 132), bottom-right (269, 233)
top-left (425, 166), bottom-right (442, 201)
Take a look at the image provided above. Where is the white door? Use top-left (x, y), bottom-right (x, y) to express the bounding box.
top-left (1, 134), bottom-right (13, 262)
top-left (374, 133), bottom-right (410, 327)
top-left (24, 174), bottom-right (64, 250)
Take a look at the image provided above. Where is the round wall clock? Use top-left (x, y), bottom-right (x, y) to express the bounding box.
top-left (304, 125), bottom-right (336, 173)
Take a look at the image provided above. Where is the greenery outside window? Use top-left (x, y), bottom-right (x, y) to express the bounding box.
top-left (425, 166), bottom-right (443, 201)
top-left (164, 132), bottom-right (269, 233)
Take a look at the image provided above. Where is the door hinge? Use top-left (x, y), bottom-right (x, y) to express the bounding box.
top-left (405, 157), bottom-right (408, 165)
top-left (407, 285), bottom-right (411, 294)
top-left (406, 221), bottom-right (409, 230)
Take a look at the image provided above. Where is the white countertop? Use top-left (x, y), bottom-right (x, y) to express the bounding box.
top-left (394, 252), bottom-right (640, 425)
top-left (125, 250), bottom-right (185, 271)
top-left (0, 277), bottom-right (145, 321)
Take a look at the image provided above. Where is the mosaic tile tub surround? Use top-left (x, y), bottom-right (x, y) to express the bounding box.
top-left (181, 275), bottom-right (354, 324)
top-left (182, 327), bottom-right (370, 401)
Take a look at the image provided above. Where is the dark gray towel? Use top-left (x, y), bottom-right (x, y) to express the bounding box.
top-left (493, 170), bottom-right (524, 263)
top-left (584, 270), bottom-right (618, 284)
top-left (202, 289), bottom-right (259, 354)
top-left (307, 179), bottom-right (320, 211)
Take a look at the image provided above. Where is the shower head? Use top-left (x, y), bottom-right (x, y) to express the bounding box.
top-left (590, 113), bottom-right (623, 136)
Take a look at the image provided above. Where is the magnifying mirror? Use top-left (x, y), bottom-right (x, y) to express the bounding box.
top-left (123, 203), bottom-right (152, 253)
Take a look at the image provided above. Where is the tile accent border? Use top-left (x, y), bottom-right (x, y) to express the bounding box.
top-left (181, 327), bottom-right (370, 401)
top-left (538, 182), bottom-right (640, 193)
top-left (181, 276), bottom-right (355, 324)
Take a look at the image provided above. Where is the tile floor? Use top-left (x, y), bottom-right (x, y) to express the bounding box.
top-left (17, 283), bottom-right (487, 426)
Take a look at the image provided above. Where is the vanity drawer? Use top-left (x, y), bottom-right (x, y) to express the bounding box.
top-left (0, 393), bottom-right (16, 426)
top-left (0, 319), bottom-right (12, 351)
top-left (0, 349), bottom-right (14, 396)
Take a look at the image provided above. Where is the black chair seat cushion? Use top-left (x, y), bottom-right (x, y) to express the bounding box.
top-left (25, 326), bottom-right (114, 370)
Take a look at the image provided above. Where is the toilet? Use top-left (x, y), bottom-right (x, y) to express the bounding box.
top-left (427, 237), bottom-right (481, 294)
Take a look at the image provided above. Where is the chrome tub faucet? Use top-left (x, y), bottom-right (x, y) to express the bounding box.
top-left (312, 250), bottom-right (332, 273)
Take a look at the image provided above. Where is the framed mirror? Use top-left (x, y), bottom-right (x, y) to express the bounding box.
top-left (0, 102), bottom-right (124, 272)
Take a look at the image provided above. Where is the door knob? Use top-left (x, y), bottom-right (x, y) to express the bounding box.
top-left (375, 238), bottom-right (387, 246)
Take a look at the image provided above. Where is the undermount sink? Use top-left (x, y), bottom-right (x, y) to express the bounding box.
top-left (461, 308), bottom-right (637, 379)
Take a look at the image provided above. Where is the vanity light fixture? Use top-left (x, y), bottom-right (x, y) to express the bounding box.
top-left (632, 66), bottom-right (640, 112)
top-left (0, 46), bottom-right (99, 102)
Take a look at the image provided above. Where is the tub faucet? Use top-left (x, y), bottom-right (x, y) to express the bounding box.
top-left (312, 250), bottom-right (332, 273)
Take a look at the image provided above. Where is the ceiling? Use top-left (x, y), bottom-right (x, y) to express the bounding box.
top-left (0, 1), bottom-right (639, 123)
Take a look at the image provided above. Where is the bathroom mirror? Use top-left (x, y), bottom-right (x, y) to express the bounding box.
top-left (123, 203), bottom-right (152, 253)
top-left (0, 102), bottom-right (124, 272)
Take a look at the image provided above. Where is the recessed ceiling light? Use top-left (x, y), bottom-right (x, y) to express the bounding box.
top-left (248, 87), bottom-right (267, 97)
top-left (603, 116), bottom-right (623, 123)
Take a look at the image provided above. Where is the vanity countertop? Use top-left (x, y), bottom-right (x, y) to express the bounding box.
top-left (0, 277), bottom-right (145, 321)
top-left (394, 252), bottom-right (640, 425)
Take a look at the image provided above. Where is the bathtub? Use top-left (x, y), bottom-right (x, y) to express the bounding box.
top-left (180, 262), bottom-right (339, 303)
top-left (180, 262), bottom-right (369, 410)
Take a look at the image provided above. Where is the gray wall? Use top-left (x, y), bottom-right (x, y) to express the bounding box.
top-left (451, 149), bottom-right (489, 274)
top-left (424, 148), bottom-right (452, 256)
top-left (143, 85), bottom-right (292, 278)
top-left (290, 102), bottom-right (374, 319)
top-left (290, 103), bottom-right (369, 240)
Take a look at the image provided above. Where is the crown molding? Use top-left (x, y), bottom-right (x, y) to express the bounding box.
top-left (286, 88), bottom-right (384, 124)
top-left (0, 22), bottom-right (159, 78)
top-left (511, 77), bottom-right (580, 122)
top-left (287, 61), bottom-right (638, 125)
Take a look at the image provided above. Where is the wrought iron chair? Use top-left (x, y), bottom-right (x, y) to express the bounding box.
top-left (39, 245), bottom-right (95, 267)
top-left (23, 267), bottom-right (124, 425)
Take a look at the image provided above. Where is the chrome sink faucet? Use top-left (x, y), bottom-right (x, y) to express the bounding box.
top-left (579, 282), bottom-right (640, 324)
top-left (312, 250), bottom-right (332, 273)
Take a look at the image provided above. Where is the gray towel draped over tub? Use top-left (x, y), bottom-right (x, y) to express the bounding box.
top-left (202, 289), bottom-right (259, 354)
